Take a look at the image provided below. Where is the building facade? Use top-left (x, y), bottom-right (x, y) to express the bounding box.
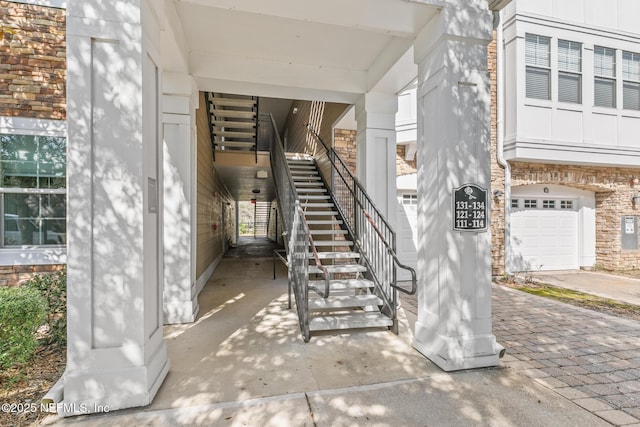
top-left (0, 0), bottom-right (66, 285)
top-left (493, 0), bottom-right (640, 274)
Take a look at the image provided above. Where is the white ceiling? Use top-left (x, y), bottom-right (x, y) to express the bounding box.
top-left (172, 0), bottom-right (439, 102)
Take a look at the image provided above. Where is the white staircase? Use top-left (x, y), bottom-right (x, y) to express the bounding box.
top-left (208, 93), bottom-right (257, 153)
top-left (286, 154), bottom-right (393, 333)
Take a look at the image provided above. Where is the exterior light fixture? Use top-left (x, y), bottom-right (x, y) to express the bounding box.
top-left (631, 177), bottom-right (639, 186)
top-left (492, 189), bottom-right (503, 198)
top-left (252, 189), bottom-right (260, 194)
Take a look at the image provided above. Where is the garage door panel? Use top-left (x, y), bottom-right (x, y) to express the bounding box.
top-left (397, 197), bottom-right (418, 281)
top-left (510, 202), bottom-right (578, 271)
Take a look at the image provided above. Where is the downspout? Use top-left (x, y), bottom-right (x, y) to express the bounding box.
top-left (494, 10), bottom-right (512, 274)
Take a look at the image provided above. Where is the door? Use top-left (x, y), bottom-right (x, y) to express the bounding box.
top-left (510, 198), bottom-right (579, 271)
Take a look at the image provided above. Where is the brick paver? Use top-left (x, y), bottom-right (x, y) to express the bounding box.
top-left (401, 283), bottom-right (640, 426)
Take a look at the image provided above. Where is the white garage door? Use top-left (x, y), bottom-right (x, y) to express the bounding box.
top-left (510, 198), bottom-right (578, 271)
top-left (396, 193), bottom-right (418, 280)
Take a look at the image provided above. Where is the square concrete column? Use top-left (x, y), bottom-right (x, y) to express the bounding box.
top-left (412, 5), bottom-right (504, 371)
top-left (355, 92), bottom-right (398, 225)
top-left (64, 0), bottom-right (169, 414)
top-left (162, 73), bottom-right (199, 324)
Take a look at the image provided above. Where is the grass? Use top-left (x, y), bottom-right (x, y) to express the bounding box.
top-left (502, 281), bottom-right (640, 321)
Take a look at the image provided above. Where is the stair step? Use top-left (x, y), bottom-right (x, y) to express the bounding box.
top-left (306, 219), bottom-right (343, 225)
top-left (212, 120), bottom-right (256, 129)
top-left (296, 189), bottom-right (327, 193)
top-left (285, 157), bottom-right (313, 164)
top-left (210, 97), bottom-right (256, 108)
top-left (316, 251), bottom-right (360, 259)
top-left (311, 240), bottom-right (353, 246)
top-left (211, 109), bottom-right (256, 119)
top-left (309, 264), bottom-right (366, 274)
top-left (309, 229), bottom-right (348, 235)
top-left (310, 278), bottom-right (372, 290)
top-left (215, 141), bottom-right (256, 148)
top-left (299, 195), bottom-right (331, 200)
top-left (309, 295), bottom-right (381, 310)
top-left (295, 182), bottom-right (323, 186)
top-left (289, 165), bottom-right (316, 170)
top-left (309, 312), bottom-right (393, 331)
top-left (302, 203), bottom-right (334, 208)
top-left (293, 176), bottom-right (321, 181)
top-left (303, 211), bottom-right (339, 216)
top-left (213, 130), bottom-right (256, 139)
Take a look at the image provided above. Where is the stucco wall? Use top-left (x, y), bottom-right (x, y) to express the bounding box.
top-left (196, 91), bottom-right (234, 279)
top-left (0, 0), bottom-right (65, 120)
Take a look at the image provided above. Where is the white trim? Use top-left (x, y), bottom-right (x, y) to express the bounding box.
top-left (195, 253), bottom-right (223, 296)
top-left (0, 247), bottom-right (66, 265)
top-left (5, 0), bottom-right (66, 9)
top-left (0, 117), bottom-right (66, 136)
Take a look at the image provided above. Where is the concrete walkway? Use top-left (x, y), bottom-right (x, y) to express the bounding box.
top-left (530, 271), bottom-right (640, 306)
top-left (44, 251), bottom-right (640, 426)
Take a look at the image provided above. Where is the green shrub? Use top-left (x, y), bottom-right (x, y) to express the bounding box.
top-left (27, 267), bottom-right (67, 347)
top-left (0, 286), bottom-right (47, 370)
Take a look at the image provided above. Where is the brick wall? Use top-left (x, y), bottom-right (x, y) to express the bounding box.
top-left (396, 145), bottom-right (417, 176)
top-left (488, 32), bottom-right (507, 276)
top-left (333, 128), bottom-right (356, 175)
top-left (0, 1), bottom-right (66, 120)
top-left (0, 264), bottom-right (64, 287)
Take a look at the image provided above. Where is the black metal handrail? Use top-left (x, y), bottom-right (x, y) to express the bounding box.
top-left (306, 124), bottom-right (417, 296)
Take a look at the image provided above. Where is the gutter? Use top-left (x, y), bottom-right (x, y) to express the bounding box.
top-left (494, 10), bottom-right (512, 274)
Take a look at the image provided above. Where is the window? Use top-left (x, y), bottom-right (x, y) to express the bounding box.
top-left (558, 40), bottom-right (582, 103)
top-left (594, 46), bottom-right (617, 108)
top-left (623, 51), bottom-right (640, 110)
top-left (0, 134), bottom-right (66, 246)
top-left (560, 200), bottom-right (574, 209)
top-left (511, 199), bottom-right (519, 209)
top-left (524, 199), bottom-right (537, 209)
top-left (526, 34), bottom-right (551, 100)
top-left (402, 194), bottom-right (417, 205)
top-left (542, 200), bottom-right (556, 209)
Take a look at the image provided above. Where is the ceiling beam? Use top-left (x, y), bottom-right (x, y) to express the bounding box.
top-left (176, 0), bottom-right (436, 38)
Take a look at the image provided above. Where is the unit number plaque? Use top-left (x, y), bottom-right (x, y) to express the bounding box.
top-left (453, 184), bottom-right (488, 232)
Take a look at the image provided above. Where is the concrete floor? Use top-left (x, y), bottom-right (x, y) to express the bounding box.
top-left (530, 270), bottom-right (640, 306)
top-left (47, 239), bottom-right (613, 426)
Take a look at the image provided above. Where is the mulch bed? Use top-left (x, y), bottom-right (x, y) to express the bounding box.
top-left (0, 345), bottom-right (65, 427)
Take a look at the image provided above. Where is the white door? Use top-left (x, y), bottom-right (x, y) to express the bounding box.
top-left (396, 193), bottom-right (418, 280)
top-left (510, 198), bottom-right (579, 271)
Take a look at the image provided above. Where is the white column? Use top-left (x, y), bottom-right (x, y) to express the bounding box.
top-left (412, 5), bottom-right (504, 371)
top-left (64, 0), bottom-right (169, 414)
top-left (355, 92), bottom-right (398, 225)
top-left (162, 73), bottom-right (199, 324)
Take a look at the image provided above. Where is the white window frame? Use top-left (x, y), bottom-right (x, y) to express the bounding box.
top-left (594, 46), bottom-right (617, 108)
top-left (622, 51), bottom-right (640, 111)
top-left (525, 34), bottom-right (551, 100)
top-left (402, 193), bottom-right (417, 206)
top-left (0, 117), bottom-right (66, 266)
top-left (557, 40), bottom-right (582, 104)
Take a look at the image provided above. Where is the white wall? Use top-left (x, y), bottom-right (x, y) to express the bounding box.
top-left (503, 0), bottom-right (640, 167)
